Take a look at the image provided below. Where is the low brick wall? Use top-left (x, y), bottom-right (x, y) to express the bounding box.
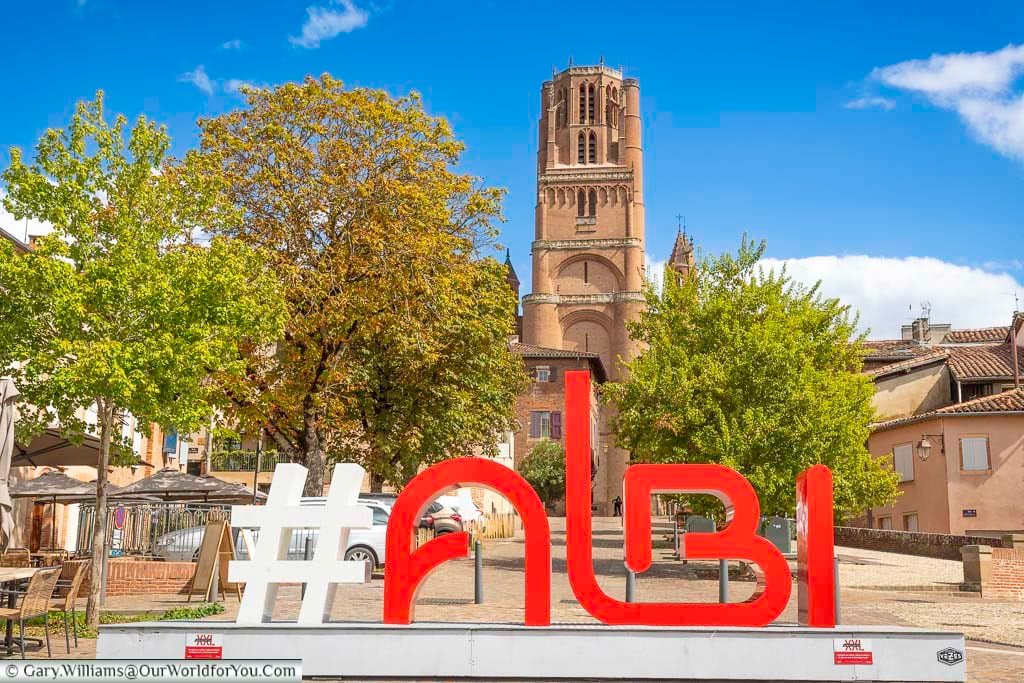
top-left (834, 526), bottom-right (1004, 560)
top-left (987, 548), bottom-right (1024, 601)
top-left (68, 558), bottom-right (196, 597)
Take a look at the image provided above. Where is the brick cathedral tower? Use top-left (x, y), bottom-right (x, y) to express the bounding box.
top-left (520, 62), bottom-right (646, 511)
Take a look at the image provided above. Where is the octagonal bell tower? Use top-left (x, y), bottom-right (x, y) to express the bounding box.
top-left (522, 62), bottom-right (645, 381)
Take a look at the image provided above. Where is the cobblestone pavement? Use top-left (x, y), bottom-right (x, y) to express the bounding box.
top-left (5, 517), bottom-right (1023, 681)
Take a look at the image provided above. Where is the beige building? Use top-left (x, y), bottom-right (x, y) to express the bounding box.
top-left (860, 313), bottom-right (1024, 535)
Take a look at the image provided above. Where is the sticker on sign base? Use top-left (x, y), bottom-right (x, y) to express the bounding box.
top-left (834, 637), bottom-right (873, 665)
top-left (185, 632), bottom-right (223, 659)
top-left (937, 647), bottom-right (964, 666)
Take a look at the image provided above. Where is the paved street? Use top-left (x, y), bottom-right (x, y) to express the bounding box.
top-left (7, 517), bottom-right (1024, 681)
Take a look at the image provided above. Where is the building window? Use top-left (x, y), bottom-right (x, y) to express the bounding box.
top-left (588, 189), bottom-right (597, 217)
top-left (583, 261), bottom-right (589, 284)
top-left (529, 411), bottom-right (562, 439)
top-left (579, 84), bottom-right (586, 123)
top-left (903, 513), bottom-right (919, 532)
top-left (960, 436), bottom-right (990, 471)
top-left (878, 516), bottom-right (892, 530)
top-left (587, 83), bottom-right (595, 122)
top-left (588, 131), bottom-right (597, 164)
top-left (535, 366), bottom-right (551, 382)
top-left (577, 132), bottom-right (586, 164)
top-left (577, 190), bottom-right (586, 216)
top-left (892, 443), bottom-right (914, 482)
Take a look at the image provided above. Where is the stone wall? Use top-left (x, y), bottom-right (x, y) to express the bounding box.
top-left (987, 547), bottom-right (1024, 601)
top-left (68, 558), bottom-right (196, 596)
top-left (834, 526), bottom-right (1005, 560)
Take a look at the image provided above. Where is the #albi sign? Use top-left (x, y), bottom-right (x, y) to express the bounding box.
top-left (229, 370), bottom-right (837, 629)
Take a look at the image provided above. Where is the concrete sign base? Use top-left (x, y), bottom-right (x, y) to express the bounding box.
top-left (98, 622), bottom-right (966, 681)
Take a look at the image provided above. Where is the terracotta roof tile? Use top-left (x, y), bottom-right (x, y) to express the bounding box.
top-left (946, 343), bottom-right (1016, 380)
top-left (944, 326), bottom-right (1010, 344)
top-left (872, 387), bottom-right (1024, 430)
top-left (509, 341), bottom-right (607, 381)
top-left (866, 350), bottom-right (948, 379)
top-left (861, 339), bottom-right (934, 360)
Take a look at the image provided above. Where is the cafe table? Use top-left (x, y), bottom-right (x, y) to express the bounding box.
top-left (0, 567), bottom-right (42, 655)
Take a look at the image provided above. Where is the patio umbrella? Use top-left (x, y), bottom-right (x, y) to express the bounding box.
top-left (114, 467), bottom-right (266, 503)
top-left (0, 378), bottom-right (19, 551)
top-left (10, 470), bottom-right (98, 549)
top-left (11, 428), bottom-right (147, 469)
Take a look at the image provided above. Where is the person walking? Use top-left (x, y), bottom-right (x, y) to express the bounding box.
top-left (612, 495), bottom-right (623, 517)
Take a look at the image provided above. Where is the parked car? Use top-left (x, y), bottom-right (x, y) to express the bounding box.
top-left (153, 498), bottom-right (391, 567)
top-left (422, 501), bottom-right (463, 535)
top-left (436, 494), bottom-right (483, 523)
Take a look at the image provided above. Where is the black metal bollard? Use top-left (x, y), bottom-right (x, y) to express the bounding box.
top-left (301, 536), bottom-right (313, 598)
top-left (718, 559), bottom-right (729, 603)
top-left (474, 540), bottom-right (483, 604)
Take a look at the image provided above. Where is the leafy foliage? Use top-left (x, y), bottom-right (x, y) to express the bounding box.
top-left (22, 603), bottom-right (226, 640)
top-left (190, 75), bottom-right (526, 492)
top-left (606, 237), bottom-right (899, 518)
top-left (0, 93), bottom-right (284, 625)
top-left (517, 440), bottom-right (566, 507)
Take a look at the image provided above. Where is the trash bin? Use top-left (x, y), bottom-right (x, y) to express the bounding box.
top-left (761, 516), bottom-right (793, 554)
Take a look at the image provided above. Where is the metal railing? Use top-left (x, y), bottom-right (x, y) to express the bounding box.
top-left (209, 450), bottom-right (293, 472)
top-left (76, 502), bottom-right (232, 559)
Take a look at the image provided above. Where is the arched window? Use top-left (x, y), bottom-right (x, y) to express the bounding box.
top-left (577, 131), bottom-right (586, 164)
top-left (577, 190), bottom-right (586, 217)
top-left (588, 131), bottom-right (597, 164)
top-left (579, 83), bottom-right (587, 123)
top-left (587, 84), bottom-right (595, 122)
top-left (588, 189), bottom-right (597, 217)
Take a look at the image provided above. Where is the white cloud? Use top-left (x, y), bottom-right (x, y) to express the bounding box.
top-left (290, 0), bottom-right (369, 48)
top-left (844, 96), bottom-right (896, 111)
top-left (760, 255), bottom-right (1023, 339)
top-left (871, 44), bottom-right (1024, 159)
top-left (221, 39), bottom-right (243, 50)
top-left (178, 65), bottom-right (215, 95)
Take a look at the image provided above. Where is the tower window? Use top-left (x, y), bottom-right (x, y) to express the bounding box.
top-left (588, 189), bottom-right (597, 217)
top-left (588, 131), bottom-right (597, 164)
top-left (587, 84), bottom-right (595, 123)
top-left (577, 131), bottom-right (586, 164)
top-left (584, 261), bottom-right (589, 283)
top-left (577, 190), bottom-right (585, 217)
top-left (585, 333), bottom-right (590, 352)
top-left (579, 83), bottom-right (586, 124)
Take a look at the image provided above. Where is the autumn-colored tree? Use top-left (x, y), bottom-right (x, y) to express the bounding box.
top-left (516, 440), bottom-right (566, 508)
top-left (0, 94), bottom-right (284, 625)
top-left (606, 237), bottom-right (898, 518)
top-left (191, 75), bottom-right (526, 493)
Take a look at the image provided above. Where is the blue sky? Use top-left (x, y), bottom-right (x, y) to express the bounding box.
top-left (2, 1), bottom-right (1023, 337)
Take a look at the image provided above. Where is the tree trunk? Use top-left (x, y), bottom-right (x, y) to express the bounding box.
top-left (85, 399), bottom-right (114, 627)
top-left (369, 473), bottom-right (384, 493)
top-left (301, 423), bottom-right (326, 497)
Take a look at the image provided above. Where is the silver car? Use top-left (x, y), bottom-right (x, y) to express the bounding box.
top-left (153, 498), bottom-right (391, 567)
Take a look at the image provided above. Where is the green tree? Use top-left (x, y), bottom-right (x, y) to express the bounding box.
top-left (190, 75), bottom-right (526, 493)
top-left (606, 237), bottom-right (898, 519)
top-left (0, 94), bottom-right (284, 626)
top-left (517, 440), bottom-right (566, 508)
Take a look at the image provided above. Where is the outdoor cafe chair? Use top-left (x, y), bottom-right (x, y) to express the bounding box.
top-left (51, 563), bottom-right (86, 653)
top-left (0, 567), bottom-right (61, 659)
top-left (0, 549), bottom-right (31, 568)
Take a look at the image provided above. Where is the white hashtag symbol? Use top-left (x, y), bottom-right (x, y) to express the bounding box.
top-left (229, 462), bottom-right (372, 625)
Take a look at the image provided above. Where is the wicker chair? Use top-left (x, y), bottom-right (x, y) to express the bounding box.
top-left (51, 563), bottom-right (86, 653)
top-left (0, 568), bottom-right (61, 658)
top-left (0, 548), bottom-right (31, 568)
